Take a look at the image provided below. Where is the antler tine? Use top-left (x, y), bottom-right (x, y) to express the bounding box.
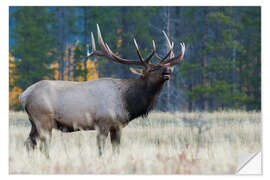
top-left (152, 40), bottom-right (156, 52)
top-left (153, 31), bottom-right (175, 63)
top-left (86, 32), bottom-right (96, 57)
top-left (169, 42), bottom-right (175, 58)
top-left (162, 30), bottom-right (172, 49)
top-left (155, 49), bottom-right (173, 63)
top-left (161, 30), bottom-right (174, 62)
top-left (144, 40), bottom-right (156, 63)
top-left (86, 44), bottom-right (90, 57)
top-left (133, 38), bottom-right (145, 64)
top-left (86, 32), bottom-right (97, 57)
top-left (91, 32), bottom-right (96, 52)
top-left (97, 24), bottom-right (110, 54)
top-left (86, 31), bottom-right (107, 58)
top-left (152, 40), bottom-right (162, 61)
top-left (94, 24), bottom-right (143, 66)
top-left (105, 43), bottom-right (112, 54)
top-left (161, 42), bottom-right (185, 66)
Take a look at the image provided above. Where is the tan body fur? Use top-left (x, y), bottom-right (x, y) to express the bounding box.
top-left (20, 77), bottom-right (165, 156)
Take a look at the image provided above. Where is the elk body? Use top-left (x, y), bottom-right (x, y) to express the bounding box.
top-left (19, 25), bottom-right (185, 157)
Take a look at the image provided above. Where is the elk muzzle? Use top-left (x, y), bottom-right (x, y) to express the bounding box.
top-left (162, 66), bottom-right (172, 80)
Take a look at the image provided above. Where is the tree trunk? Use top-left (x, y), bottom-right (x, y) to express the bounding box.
top-left (165, 7), bottom-right (176, 111)
top-left (119, 8), bottom-right (130, 79)
top-left (83, 7), bottom-right (88, 81)
top-left (188, 83), bottom-right (193, 112)
top-left (201, 8), bottom-right (209, 111)
top-left (254, 56), bottom-right (261, 110)
top-left (166, 7), bottom-right (171, 111)
top-left (67, 47), bottom-right (72, 81)
top-left (57, 8), bottom-right (66, 80)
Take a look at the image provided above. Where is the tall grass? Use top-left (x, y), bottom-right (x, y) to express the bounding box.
top-left (9, 111), bottom-right (261, 174)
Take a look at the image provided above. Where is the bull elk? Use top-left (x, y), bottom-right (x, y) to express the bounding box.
top-left (19, 24), bottom-right (185, 157)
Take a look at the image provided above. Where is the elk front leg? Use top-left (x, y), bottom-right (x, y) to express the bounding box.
top-left (97, 133), bottom-right (108, 156)
top-left (110, 126), bottom-right (121, 154)
top-left (39, 135), bottom-right (51, 159)
top-left (38, 122), bottom-right (52, 159)
top-left (96, 126), bottom-right (109, 156)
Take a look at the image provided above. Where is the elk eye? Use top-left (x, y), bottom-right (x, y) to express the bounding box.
top-left (149, 66), bottom-right (162, 72)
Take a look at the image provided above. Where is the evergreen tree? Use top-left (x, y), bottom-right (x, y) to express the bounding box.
top-left (9, 6), bottom-right (261, 111)
top-left (237, 7), bottom-right (261, 110)
top-left (11, 7), bottom-right (56, 90)
top-left (52, 7), bottom-right (78, 80)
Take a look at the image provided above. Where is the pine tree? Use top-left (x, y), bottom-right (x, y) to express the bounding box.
top-left (9, 7), bottom-right (261, 111)
top-left (11, 7), bottom-right (56, 90)
top-left (237, 7), bottom-right (261, 110)
top-left (52, 7), bottom-right (77, 80)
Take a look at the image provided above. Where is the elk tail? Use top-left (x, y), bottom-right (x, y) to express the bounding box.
top-left (19, 83), bottom-right (37, 110)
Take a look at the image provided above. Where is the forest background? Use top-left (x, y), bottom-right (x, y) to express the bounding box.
top-left (9, 6), bottom-right (261, 112)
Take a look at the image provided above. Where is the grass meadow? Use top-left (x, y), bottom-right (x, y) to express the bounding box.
top-left (9, 111), bottom-right (261, 174)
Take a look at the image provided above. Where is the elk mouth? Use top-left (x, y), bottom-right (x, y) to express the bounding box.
top-left (162, 68), bottom-right (171, 80)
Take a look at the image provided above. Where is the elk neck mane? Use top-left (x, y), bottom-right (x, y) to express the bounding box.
top-left (122, 78), bottom-right (166, 121)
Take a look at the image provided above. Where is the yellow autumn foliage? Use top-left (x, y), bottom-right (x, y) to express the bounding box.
top-left (9, 43), bottom-right (99, 110)
top-left (76, 59), bottom-right (98, 82)
top-left (52, 43), bottom-right (98, 81)
top-left (9, 86), bottom-right (22, 109)
top-left (50, 62), bottom-right (59, 80)
top-left (9, 53), bottom-right (23, 110)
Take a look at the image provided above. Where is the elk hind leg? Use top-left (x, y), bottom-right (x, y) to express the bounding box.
top-left (32, 114), bottom-right (53, 159)
top-left (24, 118), bottom-right (39, 152)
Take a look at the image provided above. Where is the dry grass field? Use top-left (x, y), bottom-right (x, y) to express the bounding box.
top-left (9, 111), bottom-right (261, 174)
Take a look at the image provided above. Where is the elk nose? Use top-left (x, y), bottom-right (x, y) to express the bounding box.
top-left (164, 66), bottom-right (171, 74)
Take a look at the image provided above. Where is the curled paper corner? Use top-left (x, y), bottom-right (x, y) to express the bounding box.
top-left (236, 152), bottom-right (262, 175)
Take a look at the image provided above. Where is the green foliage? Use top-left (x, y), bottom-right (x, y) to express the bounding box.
top-left (179, 7), bottom-right (260, 111)
top-left (11, 7), bottom-right (56, 90)
top-left (9, 7), bottom-right (261, 111)
top-left (73, 45), bottom-right (85, 79)
top-left (207, 12), bottom-right (240, 28)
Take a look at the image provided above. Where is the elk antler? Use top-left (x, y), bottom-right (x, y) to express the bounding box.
top-left (154, 31), bottom-right (174, 62)
top-left (87, 24), bottom-right (155, 67)
top-left (87, 24), bottom-right (185, 67)
top-left (161, 42), bottom-right (185, 66)
top-left (153, 31), bottom-right (185, 66)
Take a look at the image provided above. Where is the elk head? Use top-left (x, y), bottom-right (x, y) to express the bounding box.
top-left (87, 24), bottom-right (185, 84)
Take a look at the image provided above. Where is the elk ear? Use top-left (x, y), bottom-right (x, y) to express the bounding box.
top-left (129, 68), bottom-right (144, 76)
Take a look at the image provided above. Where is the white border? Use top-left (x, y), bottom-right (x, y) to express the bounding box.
top-left (2, 0), bottom-right (269, 179)
top-left (1, 0), bottom-right (9, 178)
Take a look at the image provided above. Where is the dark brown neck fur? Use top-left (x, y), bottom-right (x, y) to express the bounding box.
top-left (123, 77), bottom-right (166, 121)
